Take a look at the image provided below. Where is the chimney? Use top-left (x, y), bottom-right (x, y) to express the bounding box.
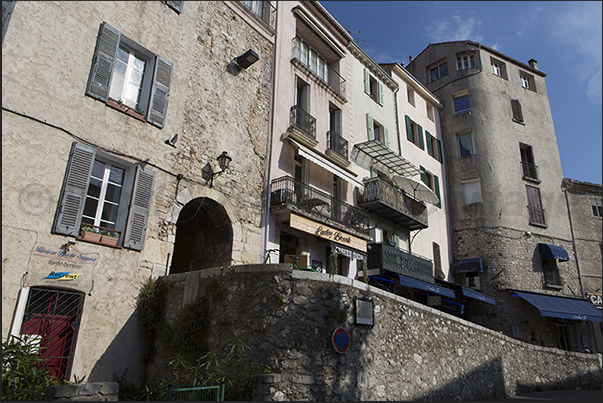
top-left (409, 55), bottom-right (413, 64)
top-left (528, 59), bottom-right (538, 70)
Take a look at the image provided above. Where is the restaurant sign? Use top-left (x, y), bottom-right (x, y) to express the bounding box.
top-left (586, 293), bottom-right (602, 308)
top-left (289, 213), bottom-right (367, 252)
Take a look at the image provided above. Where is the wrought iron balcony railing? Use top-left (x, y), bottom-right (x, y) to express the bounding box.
top-left (367, 242), bottom-right (434, 283)
top-left (528, 206), bottom-right (546, 226)
top-left (291, 37), bottom-right (346, 98)
top-left (270, 176), bottom-right (369, 235)
top-left (290, 106), bottom-right (316, 139)
top-left (359, 178), bottom-right (428, 230)
top-left (521, 161), bottom-right (539, 181)
top-left (327, 131), bottom-right (348, 160)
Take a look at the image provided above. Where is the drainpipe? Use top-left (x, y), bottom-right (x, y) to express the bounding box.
top-left (562, 179), bottom-right (585, 297)
top-left (393, 83), bottom-right (402, 156)
top-left (260, 5), bottom-right (280, 262)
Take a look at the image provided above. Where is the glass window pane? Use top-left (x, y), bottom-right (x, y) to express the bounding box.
top-left (454, 95), bottom-right (470, 113)
top-left (101, 202), bottom-right (119, 223)
top-left (100, 221), bottom-right (116, 231)
top-left (91, 160), bottom-right (106, 180)
top-left (132, 56), bottom-right (145, 73)
top-left (87, 177), bottom-right (102, 198)
top-left (108, 166), bottom-right (124, 185)
top-left (440, 63), bottom-right (448, 77)
top-left (83, 197), bottom-right (99, 218)
top-left (116, 47), bottom-right (129, 63)
top-left (105, 184), bottom-right (122, 203)
top-left (81, 217), bottom-right (94, 226)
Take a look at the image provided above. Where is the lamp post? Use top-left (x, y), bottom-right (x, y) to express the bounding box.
top-left (210, 151), bottom-right (232, 187)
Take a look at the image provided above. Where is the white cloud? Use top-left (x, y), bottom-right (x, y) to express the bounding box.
top-left (426, 12), bottom-right (484, 43)
top-left (516, 6), bottom-right (544, 36)
top-left (586, 68), bottom-right (602, 105)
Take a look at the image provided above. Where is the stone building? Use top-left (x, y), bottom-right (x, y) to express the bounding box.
top-left (2, 0), bottom-right (274, 384)
top-left (408, 41), bottom-right (602, 351)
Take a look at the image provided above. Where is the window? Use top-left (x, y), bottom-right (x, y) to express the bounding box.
top-left (526, 185), bottom-right (546, 226)
top-left (543, 258), bottom-right (562, 287)
top-left (163, 1), bottom-right (184, 13)
top-left (407, 88), bottom-right (415, 106)
top-left (53, 142), bottom-right (155, 251)
top-left (427, 104), bottom-right (434, 121)
top-left (457, 131), bottom-right (474, 157)
top-left (86, 22), bottom-right (173, 128)
top-left (405, 115), bottom-right (424, 150)
top-left (454, 93), bottom-right (470, 114)
top-left (520, 143), bottom-right (538, 181)
top-left (426, 131), bottom-right (443, 163)
top-left (429, 60), bottom-right (448, 82)
top-left (465, 272), bottom-right (480, 289)
top-left (294, 37), bottom-right (330, 83)
top-left (420, 166), bottom-right (441, 208)
top-left (490, 58), bottom-right (507, 79)
top-left (461, 178), bottom-right (482, 204)
top-left (457, 53), bottom-right (476, 70)
top-left (433, 242), bottom-right (444, 279)
top-left (296, 77), bottom-right (310, 111)
top-left (242, 1), bottom-right (265, 19)
top-left (2, 0), bottom-right (16, 43)
top-left (511, 99), bottom-right (523, 123)
top-left (364, 69), bottom-right (384, 105)
top-left (591, 199), bottom-right (602, 217)
top-left (520, 72), bottom-right (536, 91)
top-left (366, 114), bottom-right (389, 148)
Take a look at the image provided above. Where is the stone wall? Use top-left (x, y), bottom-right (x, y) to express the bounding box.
top-left (149, 265), bottom-right (602, 401)
top-left (44, 382), bottom-right (118, 401)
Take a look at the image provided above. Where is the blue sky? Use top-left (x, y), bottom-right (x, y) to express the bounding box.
top-left (321, 1), bottom-right (602, 184)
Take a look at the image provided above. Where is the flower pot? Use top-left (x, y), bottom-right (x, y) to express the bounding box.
top-left (100, 235), bottom-right (119, 246)
top-left (82, 231), bottom-right (102, 243)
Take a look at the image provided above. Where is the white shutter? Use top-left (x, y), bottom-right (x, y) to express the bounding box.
top-left (85, 22), bottom-right (120, 102)
top-left (366, 113), bottom-right (374, 140)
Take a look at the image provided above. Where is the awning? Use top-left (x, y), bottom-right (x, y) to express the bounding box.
top-left (451, 257), bottom-right (483, 274)
top-left (398, 274), bottom-right (456, 299)
top-left (461, 286), bottom-right (496, 305)
top-left (513, 290), bottom-right (602, 322)
top-left (538, 243), bottom-right (569, 261)
top-left (352, 140), bottom-right (420, 177)
top-left (292, 140), bottom-right (364, 188)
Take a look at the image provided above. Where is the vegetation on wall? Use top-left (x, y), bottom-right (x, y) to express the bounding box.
top-left (328, 252), bottom-right (339, 275)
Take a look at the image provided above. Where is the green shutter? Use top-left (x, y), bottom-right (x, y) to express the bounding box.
top-left (147, 55), bottom-right (174, 129)
top-left (434, 175), bottom-right (441, 208)
top-left (426, 131), bottom-right (433, 156)
top-left (366, 113), bottom-right (374, 140)
top-left (123, 165), bottom-right (155, 251)
top-left (383, 126), bottom-right (389, 149)
top-left (405, 115), bottom-right (413, 141)
top-left (53, 142), bottom-right (96, 236)
top-left (418, 125), bottom-right (424, 150)
top-left (85, 22), bottom-right (120, 102)
top-left (378, 82), bottom-right (384, 106)
top-left (420, 165), bottom-right (427, 184)
top-left (364, 69), bottom-right (370, 95)
top-left (437, 139), bottom-right (443, 163)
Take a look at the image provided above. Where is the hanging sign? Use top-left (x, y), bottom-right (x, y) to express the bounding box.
top-left (289, 213), bottom-right (367, 252)
top-left (332, 327), bottom-right (350, 353)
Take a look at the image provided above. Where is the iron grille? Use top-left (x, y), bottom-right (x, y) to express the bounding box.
top-left (521, 161), bottom-right (539, 181)
top-left (167, 384), bottom-right (225, 401)
top-left (327, 131), bottom-right (348, 160)
top-left (543, 264), bottom-right (562, 286)
top-left (20, 288), bottom-right (85, 381)
top-left (290, 106), bottom-right (316, 138)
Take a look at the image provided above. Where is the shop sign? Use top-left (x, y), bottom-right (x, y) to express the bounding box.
top-left (290, 213), bottom-right (367, 252)
top-left (331, 243), bottom-right (367, 261)
top-left (586, 293), bottom-right (602, 307)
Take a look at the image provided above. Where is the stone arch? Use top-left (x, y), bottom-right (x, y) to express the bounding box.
top-left (170, 191), bottom-right (234, 274)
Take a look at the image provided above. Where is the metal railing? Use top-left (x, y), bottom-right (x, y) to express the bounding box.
top-left (270, 176), bottom-right (369, 235)
top-left (167, 384), bottom-right (225, 401)
top-left (327, 131), bottom-right (348, 160)
top-left (521, 161), bottom-right (539, 181)
top-left (290, 105), bottom-right (316, 138)
top-left (367, 242), bottom-right (434, 283)
top-left (291, 37), bottom-right (346, 98)
top-left (528, 206), bottom-right (546, 226)
top-left (360, 178), bottom-right (428, 227)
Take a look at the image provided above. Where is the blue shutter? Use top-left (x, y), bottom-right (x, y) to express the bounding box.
top-left (426, 131), bottom-right (433, 156)
top-left (85, 22), bottom-right (120, 102)
top-left (378, 82), bottom-right (384, 106)
top-left (123, 165), bottom-right (155, 250)
top-left (418, 125), bottom-right (424, 150)
top-left (366, 113), bottom-right (374, 140)
top-left (166, 1), bottom-right (184, 13)
top-left (53, 143), bottom-right (96, 236)
top-left (405, 115), bottom-right (413, 141)
top-left (364, 69), bottom-right (370, 95)
top-left (434, 175), bottom-right (441, 208)
top-left (147, 55), bottom-right (174, 129)
top-left (2, 1), bottom-right (16, 43)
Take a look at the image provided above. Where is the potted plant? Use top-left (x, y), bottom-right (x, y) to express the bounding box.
top-left (100, 229), bottom-right (120, 246)
top-left (80, 225), bottom-right (102, 242)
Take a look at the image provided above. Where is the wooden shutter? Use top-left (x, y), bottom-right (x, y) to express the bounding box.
top-left (85, 22), bottom-right (120, 102)
top-left (2, 0), bottom-right (16, 43)
top-left (366, 113), bottom-right (374, 140)
top-left (437, 139), bottom-right (443, 162)
top-left (364, 69), bottom-right (370, 95)
top-left (53, 143), bottom-right (96, 236)
top-left (378, 82), bottom-right (384, 106)
top-left (405, 115), bottom-right (413, 141)
top-left (420, 166), bottom-right (427, 185)
top-left (166, 1), bottom-right (184, 13)
top-left (426, 131), bottom-right (433, 156)
top-left (511, 99), bottom-right (523, 122)
top-left (434, 175), bottom-right (441, 208)
top-left (147, 55), bottom-right (174, 129)
top-left (383, 126), bottom-right (389, 149)
top-left (123, 165), bottom-right (155, 250)
top-left (418, 125), bottom-right (424, 150)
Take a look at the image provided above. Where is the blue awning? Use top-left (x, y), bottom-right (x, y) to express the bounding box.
top-left (461, 286), bottom-right (496, 305)
top-left (538, 243), bottom-right (569, 261)
top-left (398, 275), bottom-right (456, 299)
top-left (451, 257), bottom-right (483, 274)
top-left (513, 290), bottom-right (602, 322)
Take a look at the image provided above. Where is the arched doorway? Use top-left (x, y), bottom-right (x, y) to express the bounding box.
top-left (170, 197), bottom-right (233, 274)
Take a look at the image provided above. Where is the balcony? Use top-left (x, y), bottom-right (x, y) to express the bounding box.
top-left (528, 206), bottom-right (547, 227)
top-left (291, 38), bottom-right (346, 101)
top-left (288, 106), bottom-right (317, 148)
top-left (270, 176), bottom-right (369, 236)
top-left (326, 130), bottom-right (348, 162)
top-left (359, 178), bottom-right (428, 230)
top-left (367, 242), bottom-right (434, 283)
top-left (521, 161), bottom-right (540, 182)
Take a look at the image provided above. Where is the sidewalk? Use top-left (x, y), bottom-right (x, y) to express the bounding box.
top-left (505, 388), bottom-right (602, 401)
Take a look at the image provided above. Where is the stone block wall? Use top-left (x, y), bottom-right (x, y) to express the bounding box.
top-left (149, 265), bottom-right (601, 401)
top-left (44, 382), bottom-right (118, 401)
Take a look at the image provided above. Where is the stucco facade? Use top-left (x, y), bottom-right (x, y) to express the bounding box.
top-left (2, 0), bottom-right (274, 384)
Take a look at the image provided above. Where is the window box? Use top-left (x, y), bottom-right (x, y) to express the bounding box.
top-left (107, 98), bottom-right (146, 122)
top-left (80, 226), bottom-right (102, 243)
